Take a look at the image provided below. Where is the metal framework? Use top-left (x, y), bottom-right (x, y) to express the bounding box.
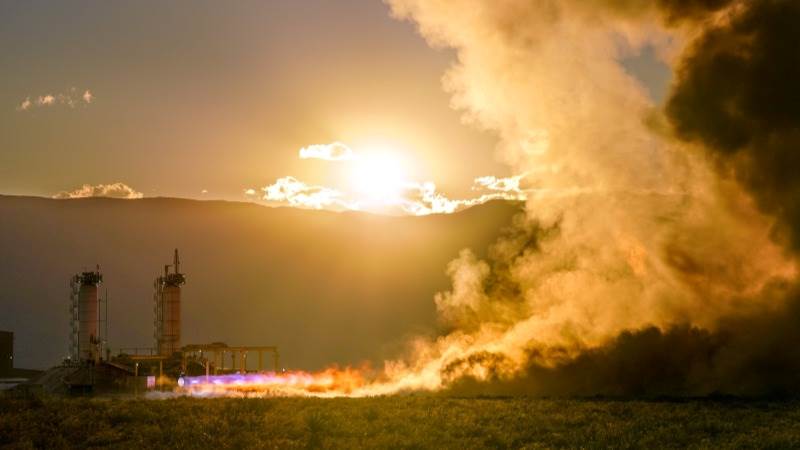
top-left (68, 277), bottom-right (80, 361)
top-left (68, 267), bottom-right (105, 363)
top-left (117, 347), bottom-right (159, 356)
top-left (154, 249), bottom-right (185, 356)
top-left (125, 355), bottom-right (170, 378)
top-left (181, 343), bottom-right (280, 375)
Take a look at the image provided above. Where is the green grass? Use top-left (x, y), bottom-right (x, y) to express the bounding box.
top-left (2, 395), bottom-right (800, 448)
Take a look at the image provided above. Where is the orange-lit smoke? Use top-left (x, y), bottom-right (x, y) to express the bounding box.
top-left (183, 0), bottom-right (800, 397)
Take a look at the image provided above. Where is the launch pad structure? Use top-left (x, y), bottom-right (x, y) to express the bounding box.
top-left (181, 343), bottom-right (280, 376)
top-left (68, 266), bottom-right (107, 365)
top-left (154, 249), bottom-right (185, 357)
top-left (49, 248), bottom-right (281, 393)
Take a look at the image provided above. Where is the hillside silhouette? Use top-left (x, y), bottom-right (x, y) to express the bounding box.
top-left (0, 195), bottom-right (521, 370)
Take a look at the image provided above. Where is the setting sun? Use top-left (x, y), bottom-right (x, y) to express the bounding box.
top-left (348, 150), bottom-right (408, 203)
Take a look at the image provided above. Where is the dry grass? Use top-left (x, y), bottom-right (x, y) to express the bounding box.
top-left (2, 395), bottom-right (800, 448)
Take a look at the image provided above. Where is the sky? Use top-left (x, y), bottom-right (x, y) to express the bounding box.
top-left (0, 0), bottom-right (668, 214)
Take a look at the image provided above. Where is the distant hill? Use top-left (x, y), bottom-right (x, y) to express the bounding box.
top-left (0, 196), bottom-right (522, 370)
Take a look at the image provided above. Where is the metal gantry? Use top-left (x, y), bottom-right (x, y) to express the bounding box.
top-left (68, 267), bottom-right (104, 364)
top-left (181, 344), bottom-right (280, 375)
top-left (154, 249), bottom-right (185, 356)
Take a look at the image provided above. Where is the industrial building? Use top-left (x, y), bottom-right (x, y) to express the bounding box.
top-left (22, 248), bottom-right (279, 394)
top-left (0, 331), bottom-right (11, 375)
top-left (68, 266), bottom-right (106, 364)
top-left (154, 249), bottom-right (184, 356)
top-left (0, 330), bottom-right (42, 391)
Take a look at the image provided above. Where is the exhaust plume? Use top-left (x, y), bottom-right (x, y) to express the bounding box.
top-left (366, 0), bottom-right (799, 396)
top-left (180, 0), bottom-right (800, 397)
top-left (666, 0), bottom-right (800, 251)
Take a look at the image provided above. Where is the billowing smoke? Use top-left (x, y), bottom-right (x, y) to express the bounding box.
top-left (363, 0), bottom-right (800, 396)
top-left (666, 0), bottom-right (800, 251)
top-left (178, 1), bottom-right (800, 398)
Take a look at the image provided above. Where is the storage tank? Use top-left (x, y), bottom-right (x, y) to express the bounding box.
top-left (70, 268), bottom-right (102, 362)
top-left (155, 249), bottom-right (185, 356)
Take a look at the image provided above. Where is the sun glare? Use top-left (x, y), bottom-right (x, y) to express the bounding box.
top-left (348, 150), bottom-right (408, 203)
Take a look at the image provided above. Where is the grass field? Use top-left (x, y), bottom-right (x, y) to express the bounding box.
top-left (2, 395), bottom-right (800, 448)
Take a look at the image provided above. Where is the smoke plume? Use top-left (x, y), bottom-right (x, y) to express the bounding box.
top-left (365, 0), bottom-right (800, 396)
top-left (174, 1), bottom-right (800, 398)
top-left (666, 0), bottom-right (800, 251)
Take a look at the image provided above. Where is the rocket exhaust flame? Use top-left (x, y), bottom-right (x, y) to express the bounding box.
top-left (177, 369), bottom-right (370, 397)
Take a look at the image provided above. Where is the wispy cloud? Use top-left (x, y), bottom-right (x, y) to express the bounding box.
top-left (260, 176), bottom-right (526, 215)
top-left (472, 174), bottom-right (526, 193)
top-left (262, 176), bottom-right (358, 211)
top-left (18, 88), bottom-right (94, 111)
top-left (400, 178), bottom-right (528, 215)
top-left (298, 142), bottom-right (356, 161)
top-left (52, 182), bottom-right (143, 199)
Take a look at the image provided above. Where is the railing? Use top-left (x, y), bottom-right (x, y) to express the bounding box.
top-left (115, 347), bottom-right (157, 356)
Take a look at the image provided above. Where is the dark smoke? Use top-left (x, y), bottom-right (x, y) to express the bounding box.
top-left (477, 0), bottom-right (800, 398)
top-left (666, 0), bottom-right (800, 250)
top-left (655, 0), bottom-right (734, 24)
top-left (449, 288), bottom-right (800, 397)
top-left (522, 0), bottom-right (800, 397)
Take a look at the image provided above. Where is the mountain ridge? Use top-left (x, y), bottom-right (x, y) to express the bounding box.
top-left (0, 195), bottom-right (522, 370)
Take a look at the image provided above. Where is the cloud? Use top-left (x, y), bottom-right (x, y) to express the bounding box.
top-left (472, 175), bottom-right (526, 194)
top-left (52, 182), bottom-right (143, 199)
top-left (258, 141), bottom-right (528, 215)
top-left (261, 176), bottom-right (357, 211)
top-left (258, 173), bottom-right (527, 215)
top-left (400, 179), bottom-right (527, 215)
top-left (298, 142), bottom-right (356, 161)
top-left (17, 87), bottom-right (94, 111)
top-left (243, 188), bottom-right (256, 196)
top-left (39, 95), bottom-right (55, 106)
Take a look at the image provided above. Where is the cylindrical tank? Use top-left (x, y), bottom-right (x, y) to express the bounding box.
top-left (78, 283), bottom-right (99, 361)
top-left (159, 285), bottom-right (181, 355)
top-left (155, 249), bottom-right (185, 356)
top-left (73, 269), bottom-right (102, 362)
